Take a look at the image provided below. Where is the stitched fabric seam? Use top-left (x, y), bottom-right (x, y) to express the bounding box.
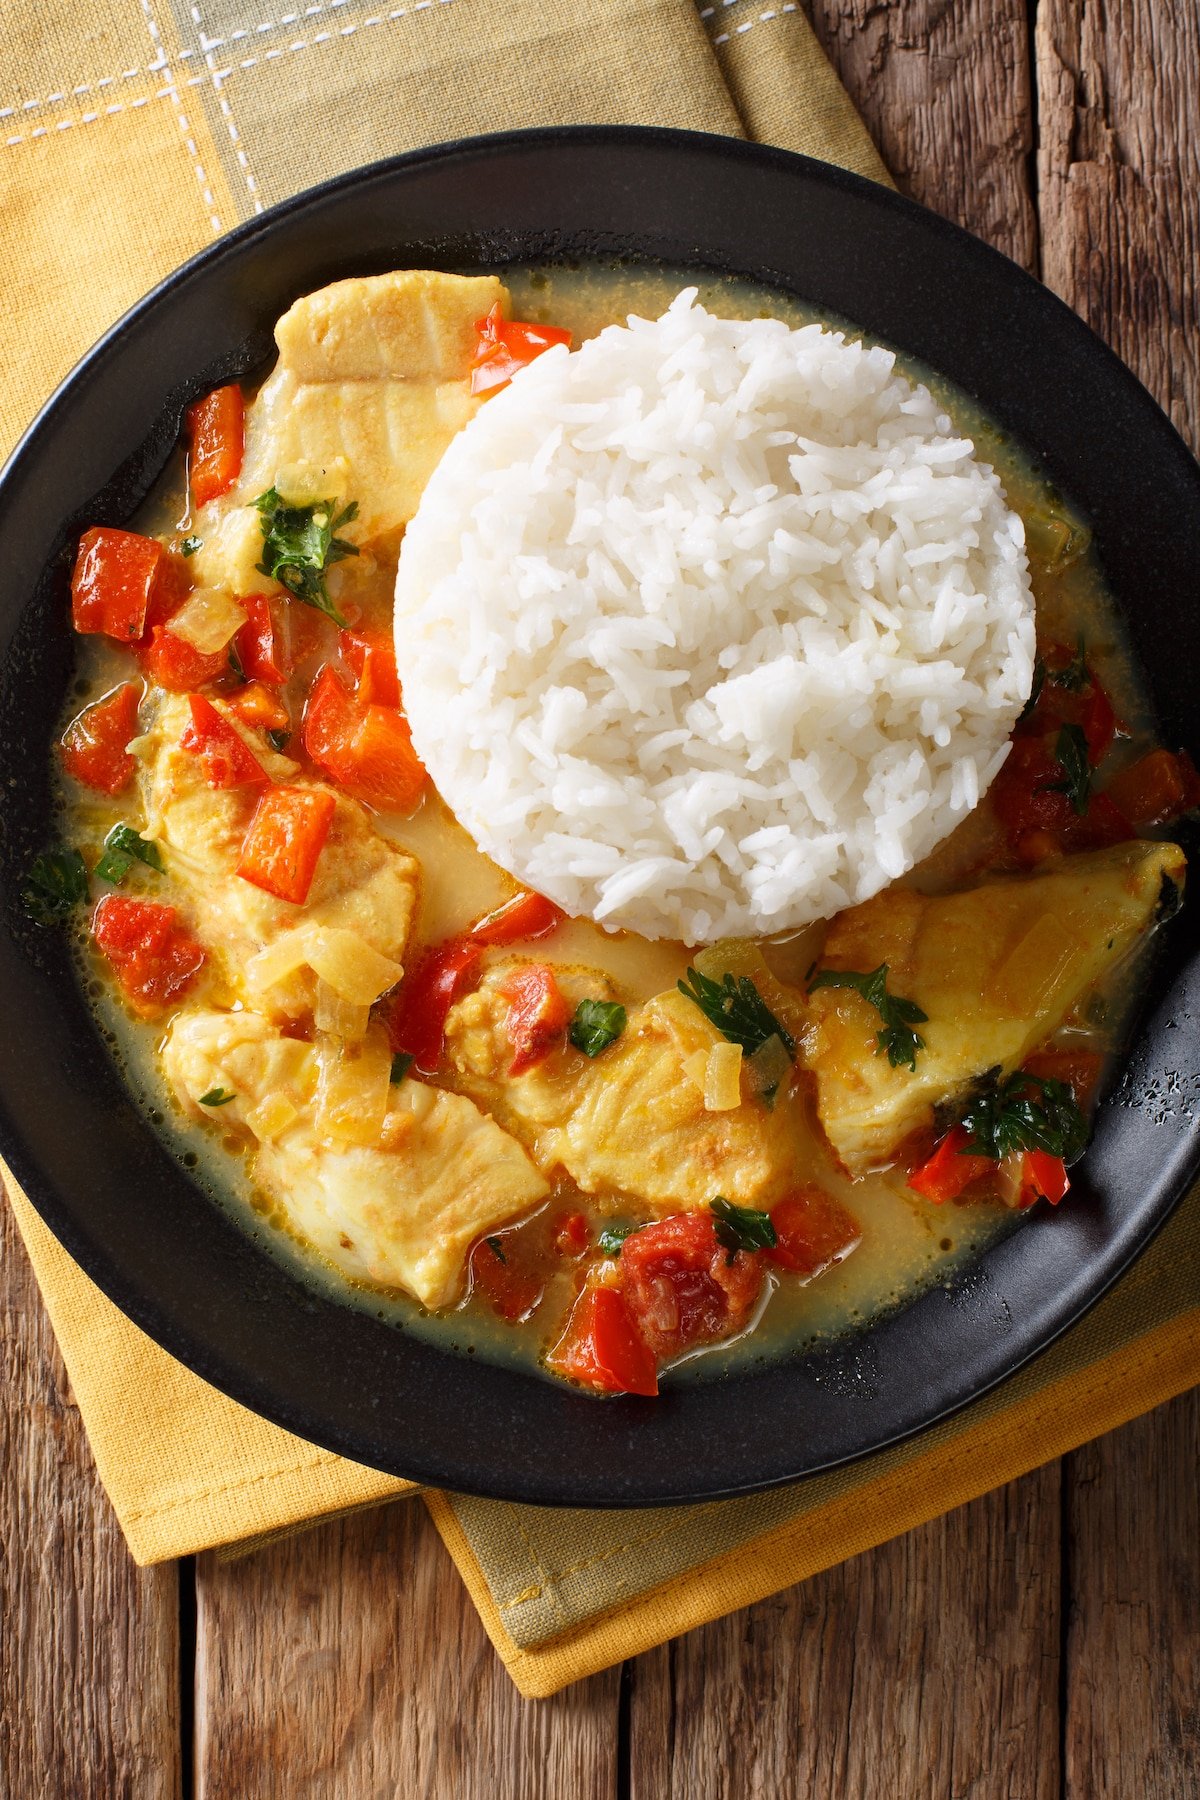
top-left (120, 1448), bottom-right (352, 1522)
top-left (137, 0), bottom-right (224, 232)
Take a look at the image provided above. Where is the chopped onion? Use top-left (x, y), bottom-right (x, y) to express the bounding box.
top-left (313, 979), bottom-right (370, 1041)
top-left (246, 1092), bottom-right (299, 1142)
top-left (681, 1048), bottom-right (709, 1094)
top-left (746, 1033), bottom-right (792, 1102)
top-left (304, 927), bottom-right (403, 1006)
top-left (316, 1023), bottom-right (391, 1147)
top-left (703, 1041), bottom-right (743, 1111)
top-left (273, 456), bottom-right (351, 507)
top-left (165, 586), bottom-right (247, 654)
top-left (245, 928), bottom-right (314, 994)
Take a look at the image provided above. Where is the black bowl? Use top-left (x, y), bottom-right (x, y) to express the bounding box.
top-left (2, 127), bottom-right (1199, 1507)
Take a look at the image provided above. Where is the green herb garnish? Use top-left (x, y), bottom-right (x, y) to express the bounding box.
top-left (94, 824), bottom-right (165, 886)
top-left (1018, 657), bottom-right (1046, 723)
top-left (807, 962), bottom-right (928, 1071)
top-left (180, 535), bottom-right (202, 558)
top-left (677, 968), bottom-right (796, 1059)
top-left (254, 487), bottom-right (358, 626)
top-left (709, 1196), bottom-right (777, 1254)
top-left (266, 728), bottom-right (291, 753)
top-left (21, 848), bottom-right (89, 923)
top-left (199, 1087), bottom-right (236, 1107)
top-left (1043, 722), bottom-right (1092, 815)
top-left (390, 1052), bottom-right (414, 1084)
top-left (485, 1235), bottom-right (507, 1263)
top-left (1052, 634), bottom-right (1089, 694)
top-left (959, 1068), bottom-right (1089, 1164)
top-left (569, 998), bottom-right (627, 1058)
top-left (597, 1222), bottom-right (643, 1257)
top-left (227, 638), bottom-right (246, 680)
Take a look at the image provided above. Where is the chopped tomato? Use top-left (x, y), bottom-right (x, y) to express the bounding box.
top-left (908, 1125), bottom-right (995, 1204)
top-left (499, 963), bottom-right (571, 1076)
top-left (1080, 680), bottom-right (1117, 765)
top-left (71, 527), bottom-right (163, 641)
top-left (59, 683), bottom-right (141, 795)
top-left (1019, 1149), bottom-right (1070, 1208)
top-left (180, 693), bottom-right (268, 789)
top-left (138, 624), bottom-right (229, 692)
top-left (470, 303), bottom-right (572, 396)
top-left (468, 1234), bottom-right (544, 1322)
top-left (1021, 1048), bottom-right (1105, 1111)
top-left (235, 593), bottom-right (290, 686)
top-left (302, 664), bottom-right (426, 813)
top-left (471, 890), bottom-right (563, 946)
top-left (385, 938), bottom-right (483, 1075)
top-left (767, 1186), bottom-right (861, 1278)
top-left (548, 1285), bottom-right (658, 1397)
top-left (1104, 748), bottom-right (1200, 829)
top-left (236, 785), bottom-right (335, 905)
top-left (144, 552), bottom-right (194, 636)
top-left (186, 384), bottom-right (245, 507)
top-left (92, 894), bottom-right (205, 1017)
top-left (619, 1211), bottom-right (763, 1362)
top-left (991, 732), bottom-right (1132, 861)
top-left (227, 680), bottom-right (290, 735)
top-left (338, 626), bottom-right (399, 708)
top-left (553, 1211), bottom-right (591, 1257)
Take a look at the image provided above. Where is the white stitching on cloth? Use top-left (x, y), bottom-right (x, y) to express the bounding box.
top-left (708, 3), bottom-right (797, 46)
top-left (191, 1), bottom-right (264, 214)
top-left (139, 0), bottom-right (224, 232)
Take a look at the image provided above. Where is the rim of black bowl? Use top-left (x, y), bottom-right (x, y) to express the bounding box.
top-left (1, 126), bottom-right (1199, 1509)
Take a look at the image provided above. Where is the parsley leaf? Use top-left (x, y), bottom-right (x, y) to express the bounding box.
top-left (1052, 634), bottom-right (1089, 694)
top-left (807, 962), bottom-right (928, 1071)
top-left (227, 638), bottom-right (246, 680)
top-left (569, 998), bottom-right (627, 1058)
top-left (180, 535), bottom-right (202, 558)
top-left (959, 1069), bottom-right (1089, 1164)
top-left (1018, 657), bottom-right (1046, 723)
top-left (709, 1196), bottom-right (777, 1253)
top-left (1044, 722), bottom-right (1092, 815)
top-left (677, 968), bottom-right (796, 1059)
top-left (266, 727), bottom-right (291, 753)
top-left (21, 848), bottom-right (89, 924)
top-left (485, 1235), bottom-right (507, 1264)
top-left (199, 1087), bottom-right (236, 1107)
top-left (389, 1052), bottom-right (413, 1084)
top-left (254, 488), bottom-right (359, 626)
top-left (597, 1222), bottom-right (643, 1256)
top-left (95, 824), bottom-right (165, 886)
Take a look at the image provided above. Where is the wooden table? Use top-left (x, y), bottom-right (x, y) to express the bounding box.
top-left (3, 4), bottom-right (1198, 1793)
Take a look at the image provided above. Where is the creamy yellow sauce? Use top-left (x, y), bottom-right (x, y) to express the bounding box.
top-left (62, 261), bottom-right (1160, 1384)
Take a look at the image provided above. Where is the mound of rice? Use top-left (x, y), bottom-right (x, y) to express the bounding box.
top-left (394, 290), bottom-right (1035, 943)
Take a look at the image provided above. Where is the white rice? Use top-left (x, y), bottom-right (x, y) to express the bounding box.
top-left (394, 290), bottom-right (1036, 943)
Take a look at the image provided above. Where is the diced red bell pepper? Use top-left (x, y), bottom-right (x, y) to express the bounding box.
top-left (471, 890), bottom-right (564, 946)
top-left (338, 626), bottom-right (399, 708)
top-left (1021, 1048), bottom-right (1105, 1111)
top-left (227, 681), bottom-right (290, 735)
top-left (1104, 748), bottom-right (1200, 829)
top-left (71, 527), bottom-right (163, 641)
top-left (302, 664), bottom-right (427, 814)
top-left (236, 785), bottom-right (335, 905)
top-left (92, 894), bottom-right (206, 1016)
top-left (138, 624), bottom-right (229, 693)
top-left (468, 1234), bottom-right (544, 1322)
top-left (908, 1124), bottom-right (996, 1204)
top-left (235, 593), bottom-right (291, 686)
top-left (144, 552), bottom-right (194, 637)
top-left (470, 303), bottom-right (572, 396)
top-left (59, 683), bottom-right (141, 795)
top-left (1019, 1149), bottom-right (1070, 1208)
top-left (548, 1285), bottom-right (659, 1397)
top-left (553, 1211), bottom-right (591, 1257)
top-left (498, 963), bottom-right (571, 1076)
top-left (385, 938), bottom-right (483, 1075)
top-left (186, 384), bottom-right (245, 508)
top-left (619, 1211), bottom-right (763, 1362)
top-left (180, 693), bottom-right (269, 789)
top-left (767, 1186), bottom-right (862, 1278)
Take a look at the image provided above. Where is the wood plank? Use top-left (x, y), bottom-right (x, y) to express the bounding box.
top-left (194, 1498), bottom-right (620, 1799)
top-left (629, 1465), bottom-right (1062, 1799)
top-left (1064, 1394), bottom-right (1200, 1798)
top-left (0, 1189), bottom-right (181, 1800)
top-left (1037, 0), bottom-right (1200, 448)
top-left (806, 0), bottom-right (1038, 268)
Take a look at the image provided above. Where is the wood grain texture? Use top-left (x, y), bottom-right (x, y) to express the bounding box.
top-left (1037, 0), bottom-right (1200, 445)
top-left (628, 1465), bottom-right (1062, 1800)
top-left (0, 1190), bottom-right (181, 1800)
top-left (806, 0), bottom-right (1038, 268)
top-left (194, 1499), bottom-right (620, 1799)
top-left (1064, 1393), bottom-right (1200, 1799)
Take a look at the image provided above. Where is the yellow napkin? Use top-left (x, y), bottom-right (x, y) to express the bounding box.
top-left (3, 0), bottom-right (1196, 1700)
